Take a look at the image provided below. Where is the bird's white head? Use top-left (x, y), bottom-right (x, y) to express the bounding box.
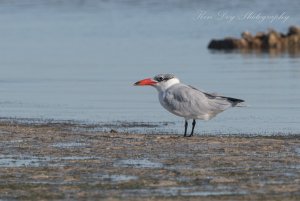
top-left (134, 74), bottom-right (180, 92)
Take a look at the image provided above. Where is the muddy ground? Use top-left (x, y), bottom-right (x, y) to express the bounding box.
top-left (0, 120), bottom-right (299, 200)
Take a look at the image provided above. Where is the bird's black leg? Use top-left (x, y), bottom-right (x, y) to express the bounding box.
top-left (184, 120), bottom-right (188, 137)
top-left (189, 119), bottom-right (196, 137)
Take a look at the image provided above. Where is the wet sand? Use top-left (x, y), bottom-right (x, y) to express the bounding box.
top-left (0, 120), bottom-right (299, 200)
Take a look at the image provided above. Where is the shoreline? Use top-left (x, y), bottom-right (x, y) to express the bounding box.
top-left (0, 117), bottom-right (299, 137)
top-left (0, 121), bottom-right (299, 200)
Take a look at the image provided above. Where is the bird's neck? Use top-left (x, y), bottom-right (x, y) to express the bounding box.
top-left (153, 78), bottom-right (180, 93)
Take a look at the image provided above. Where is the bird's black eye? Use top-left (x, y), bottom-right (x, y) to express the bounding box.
top-left (157, 77), bottom-right (163, 82)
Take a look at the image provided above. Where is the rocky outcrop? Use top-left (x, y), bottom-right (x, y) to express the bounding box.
top-left (208, 26), bottom-right (300, 51)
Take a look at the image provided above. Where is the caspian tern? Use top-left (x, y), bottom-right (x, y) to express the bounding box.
top-left (134, 74), bottom-right (245, 137)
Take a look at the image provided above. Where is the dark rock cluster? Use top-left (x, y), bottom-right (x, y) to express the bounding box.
top-left (208, 26), bottom-right (300, 51)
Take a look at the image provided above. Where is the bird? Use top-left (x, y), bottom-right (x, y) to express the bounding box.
top-left (134, 73), bottom-right (245, 137)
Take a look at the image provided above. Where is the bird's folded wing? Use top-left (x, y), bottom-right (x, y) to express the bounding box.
top-left (163, 85), bottom-right (213, 117)
top-left (188, 85), bottom-right (245, 107)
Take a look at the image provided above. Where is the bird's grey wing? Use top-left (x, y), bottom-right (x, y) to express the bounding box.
top-left (188, 85), bottom-right (244, 107)
top-left (163, 84), bottom-right (244, 120)
top-left (163, 84), bottom-right (215, 119)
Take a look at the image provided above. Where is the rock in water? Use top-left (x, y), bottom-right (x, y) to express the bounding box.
top-left (208, 26), bottom-right (300, 53)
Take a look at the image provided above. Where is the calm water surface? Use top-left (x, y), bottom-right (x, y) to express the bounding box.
top-left (0, 0), bottom-right (300, 134)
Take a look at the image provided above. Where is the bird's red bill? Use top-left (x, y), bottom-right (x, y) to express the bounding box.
top-left (134, 78), bottom-right (157, 86)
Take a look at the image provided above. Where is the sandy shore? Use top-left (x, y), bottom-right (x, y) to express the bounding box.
top-left (0, 120), bottom-right (299, 200)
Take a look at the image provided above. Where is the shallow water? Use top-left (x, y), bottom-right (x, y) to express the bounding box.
top-left (114, 159), bottom-right (164, 169)
top-left (0, 155), bottom-right (46, 167)
top-left (51, 142), bottom-right (87, 148)
top-left (0, 154), bottom-right (102, 168)
top-left (120, 186), bottom-right (248, 197)
top-left (0, 0), bottom-right (300, 134)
